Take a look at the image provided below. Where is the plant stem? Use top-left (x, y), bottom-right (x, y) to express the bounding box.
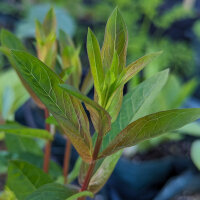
top-left (63, 139), bottom-right (71, 184)
top-left (43, 108), bottom-right (52, 173)
top-left (78, 134), bottom-right (103, 200)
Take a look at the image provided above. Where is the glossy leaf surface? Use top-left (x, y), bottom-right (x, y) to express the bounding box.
top-left (123, 51), bottom-right (162, 84)
top-left (87, 28), bottom-right (104, 104)
top-left (101, 8), bottom-right (128, 72)
top-left (7, 160), bottom-right (52, 200)
top-left (59, 83), bottom-right (111, 136)
top-left (11, 50), bottom-right (92, 162)
top-left (100, 108), bottom-right (200, 158)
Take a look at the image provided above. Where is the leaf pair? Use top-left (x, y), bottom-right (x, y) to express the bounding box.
top-left (59, 30), bottom-right (82, 88)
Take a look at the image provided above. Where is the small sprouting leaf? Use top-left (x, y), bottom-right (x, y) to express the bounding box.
top-left (25, 183), bottom-right (77, 200)
top-left (59, 29), bottom-right (82, 88)
top-left (123, 51), bottom-right (162, 84)
top-left (66, 191), bottom-right (94, 200)
top-left (99, 108), bottom-right (200, 158)
top-left (59, 83), bottom-right (111, 136)
top-left (101, 7), bottom-right (128, 72)
top-left (59, 29), bottom-right (74, 52)
top-left (43, 8), bottom-right (56, 36)
top-left (7, 160), bottom-right (53, 200)
top-left (11, 50), bottom-right (92, 162)
top-left (0, 29), bottom-right (45, 109)
top-left (0, 123), bottom-right (53, 140)
top-left (87, 28), bottom-right (104, 104)
top-left (191, 140), bottom-right (200, 170)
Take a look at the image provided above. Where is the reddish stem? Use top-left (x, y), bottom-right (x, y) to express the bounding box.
top-left (63, 139), bottom-right (71, 184)
top-left (43, 108), bottom-right (52, 173)
top-left (78, 135), bottom-right (103, 200)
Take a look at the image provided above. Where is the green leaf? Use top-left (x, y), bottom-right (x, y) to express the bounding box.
top-left (0, 29), bottom-right (25, 50)
top-left (80, 70), bottom-right (93, 95)
top-left (101, 7), bottom-right (128, 72)
top-left (99, 108), bottom-right (200, 158)
top-left (84, 70), bottom-right (169, 192)
top-left (191, 140), bottom-right (200, 170)
top-left (7, 160), bottom-right (53, 200)
top-left (59, 83), bottom-right (111, 136)
top-left (178, 122), bottom-right (200, 136)
top-left (123, 51), bottom-right (162, 84)
top-left (87, 28), bottom-right (104, 104)
top-left (18, 153), bottom-right (62, 179)
top-left (43, 8), bottom-right (56, 36)
top-left (46, 116), bottom-right (59, 126)
top-left (66, 191), bottom-right (94, 200)
top-left (0, 29), bottom-right (45, 109)
top-left (11, 50), bottom-right (92, 162)
top-left (5, 134), bottom-right (43, 155)
top-left (88, 150), bottom-right (122, 193)
top-left (25, 183), bottom-right (77, 200)
top-left (0, 123), bottom-right (52, 140)
top-left (2, 86), bottom-right (15, 119)
top-left (172, 78), bottom-right (197, 108)
top-left (67, 157), bottom-right (82, 184)
top-left (101, 69), bottom-right (169, 152)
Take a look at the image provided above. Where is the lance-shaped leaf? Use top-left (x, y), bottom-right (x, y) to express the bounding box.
top-left (59, 29), bottom-right (82, 88)
top-left (123, 51), bottom-right (162, 84)
top-left (59, 83), bottom-right (111, 136)
top-left (0, 29), bottom-right (45, 109)
top-left (0, 123), bottom-right (53, 140)
top-left (87, 28), bottom-right (104, 104)
top-left (7, 160), bottom-right (53, 200)
top-left (43, 8), bottom-right (56, 36)
top-left (11, 50), bottom-right (93, 162)
top-left (99, 108), bottom-right (200, 158)
top-left (0, 29), bottom-right (25, 50)
top-left (101, 69), bottom-right (169, 151)
top-left (101, 7), bottom-right (128, 72)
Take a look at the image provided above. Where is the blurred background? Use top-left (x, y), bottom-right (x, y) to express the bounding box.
top-left (1, 0), bottom-right (200, 199)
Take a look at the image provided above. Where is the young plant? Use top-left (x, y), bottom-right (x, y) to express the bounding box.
top-left (0, 8), bottom-right (91, 182)
top-left (1, 7), bottom-right (200, 200)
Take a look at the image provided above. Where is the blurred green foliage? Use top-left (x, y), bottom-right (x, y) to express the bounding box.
top-left (38, 0), bottom-right (196, 80)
